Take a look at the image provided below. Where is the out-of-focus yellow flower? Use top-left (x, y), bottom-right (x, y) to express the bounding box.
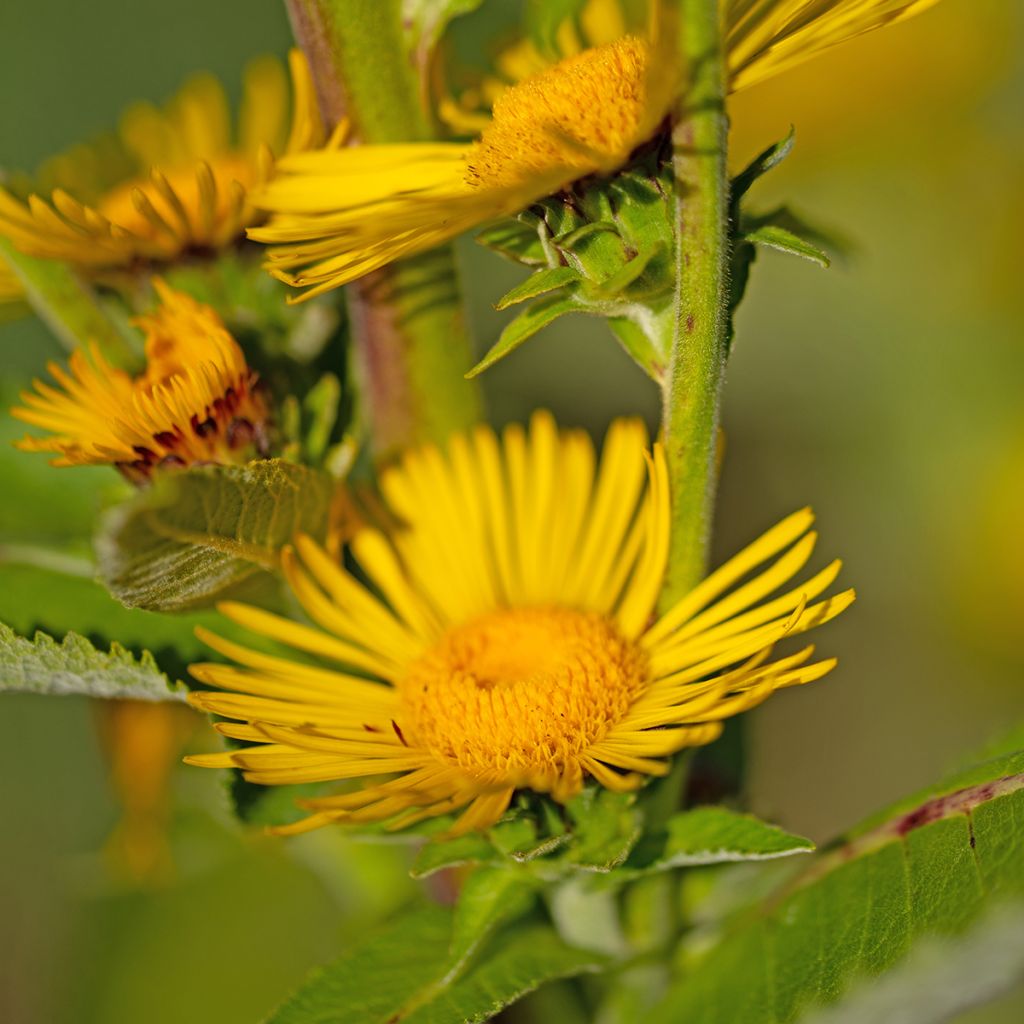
top-left (12, 281), bottom-right (268, 483)
top-left (249, 0), bottom-right (937, 299)
top-left (0, 259), bottom-right (23, 306)
top-left (96, 700), bottom-right (198, 884)
top-left (0, 51), bottom-right (324, 277)
top-left (729, 0), bottom-right (1002, 165)
top-left (185, 413), bottom-right (852, 836)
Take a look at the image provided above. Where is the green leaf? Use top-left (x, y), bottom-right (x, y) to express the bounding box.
top-left (475, 218), bottom-right (550, 266)
top-left (494, 266), bottom-right (581, 310)
top-left (744, 225), bottom-right (831, 268)
top-left (466, 294), bottom-right (584, 378)
top-left (731, 127), bottom-right (796, 203)
top-left (268, 905), bottom-right (605, 1024)
top-left (0, 621), bottom-right (183, 700)
top-left (96, 459), bottom-right (335, 612)
top-left (564, 789), bottom-right (642, 872)
top-left (0, 561), bottom-right (235, 666)
top-left (0, 237), bottom-right (138, 365)
top-left (445, 867), bottom-right (538, 982)
top-left (588, 242), bottom-right (666, 298)
top-left (651, 740), bottom-right (1024, 1024)
top-left (649, 807), bottom-right (814, 870)
top-left (411, 833), bottom-right (499, 879)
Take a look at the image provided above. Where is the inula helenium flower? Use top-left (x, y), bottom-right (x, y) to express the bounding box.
top-left (0, 51), bottom-right (324, 277)
top-left (186, 413), bottom-right (853, 836)
top-left (248, 0), bottom-right (936, 300)
top-left (13, 282), bottom-right (267, 482)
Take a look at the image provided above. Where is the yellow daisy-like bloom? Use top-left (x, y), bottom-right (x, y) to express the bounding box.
top-left (12, 281), bottom-right (268, 482)
top-left (185, 413), bottom-right (853, 836)
top-left (249, 0), bottom-right (937, 300)
top-left (0, 50), bottom-right (325, 274)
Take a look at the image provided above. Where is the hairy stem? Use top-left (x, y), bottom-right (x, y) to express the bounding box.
top-left (285, 0), bottom-right (482, 461)
top-left (660, 0), bottom-right (730, 606)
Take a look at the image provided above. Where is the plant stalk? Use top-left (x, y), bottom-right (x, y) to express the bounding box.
top-left (285, 0), bottom-right (482, 461)
top-left (660, 0), bottom-right (730, 607)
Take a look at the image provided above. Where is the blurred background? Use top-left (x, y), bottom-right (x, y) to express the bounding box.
top-left (1, 1), bottom-right (1021, 1021)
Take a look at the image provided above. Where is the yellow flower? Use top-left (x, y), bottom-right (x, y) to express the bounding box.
top-left (12, 281), bottom-right (268, 483)
top-left (0, 259), bottom-right (23, 306)
top-left (0, 51), bottom-right (325, 276)
top-left (185, 413), bottom-right (853, 836)
top-left (249, 0), bottom-right (937, 300)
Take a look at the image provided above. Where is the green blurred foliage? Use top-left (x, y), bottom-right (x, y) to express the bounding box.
top-left (1, 0), bottom-right (1022, 1021)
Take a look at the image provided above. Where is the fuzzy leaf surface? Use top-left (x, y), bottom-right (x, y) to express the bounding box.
top-left (96, 459), bottom-right (334, 612)
top-left (268, 905), bottom-right (605, 1024)
top-left (0, 622), bottom-right (183, 700)
top-left (467, 294), bottom-right (585, 378)
top-left (651, 739), bottom-right (1024, 1024)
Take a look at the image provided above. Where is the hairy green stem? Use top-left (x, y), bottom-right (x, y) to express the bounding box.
top-left (285, 0), bottom-right (482, 461)
top-left (660, 0), bottom-right (730, 606)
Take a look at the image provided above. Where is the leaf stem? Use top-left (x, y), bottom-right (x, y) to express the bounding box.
top-left (284, 0), bottom-right (482, 461)
top-left (660, 0), bottom-right (730, 606)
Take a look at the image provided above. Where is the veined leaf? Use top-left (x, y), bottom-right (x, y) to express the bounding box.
top-left (96, 459), bottom-right (335, 612)
top-left (466, 294), bottom-right (585, 378)
top-left (0, 621), bottom-right (183, 701)
top-left (268, 904), bottom-right (605, 1024)
top-left (651, 739), bottom-right (1024, 1024)
top-left (624, 807), bottom-right (814, 877)
top-left (494, 266), bottom-right (581, 310)
top-left (744, 225), bottom-right (831, 268)
top-left (731, 127), bottom-right (796, 203)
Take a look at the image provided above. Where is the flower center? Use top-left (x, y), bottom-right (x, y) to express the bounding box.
top-left (399, 607), bottom-right (648, 787)
top-left (465, 37), bottom-right (649, 192)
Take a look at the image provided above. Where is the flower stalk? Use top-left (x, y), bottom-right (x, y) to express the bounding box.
top-left (660, 0), bottom-right (731, 607)
top-left (284, 0), bottom-right (482, 461)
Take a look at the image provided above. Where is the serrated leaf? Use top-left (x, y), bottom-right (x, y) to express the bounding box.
top-left (268, 905), bottom-right (605, 1024)
top-left (466, 294), bottom-right (584, 378)
top-left (445, 867), bottom-right (539, 983)
top-left (0, 621), bottom-right (183, 700)
top-left (731, 127), bottom-right (796, 203)
top-left (744, 224), bottom-right (831, 268)
top-left (96, 459), bottom-right (335, 612)
top-left (494, 266), bottom-right (581, 310)
top-left (0, 562), bottom-right (235, 666)
top-left (653, 807), bottom-right (814, 870)
top-left (651, 738), bottom-right (1024, 1024)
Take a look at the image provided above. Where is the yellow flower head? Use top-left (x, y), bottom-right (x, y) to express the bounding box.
top-left (249, 0), bottom-right (937, 300)
top-left (13, 281), bottom-right (268, 482)
top-left (0, 51), bottom-right (325, 275)
top-left (185, 413), bottom-right (853, 837)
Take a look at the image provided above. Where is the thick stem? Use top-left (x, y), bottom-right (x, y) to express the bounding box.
top-left (285, 0), bottom-right (482, 461)
top-left (660, 0), bottom-right (730, 607)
